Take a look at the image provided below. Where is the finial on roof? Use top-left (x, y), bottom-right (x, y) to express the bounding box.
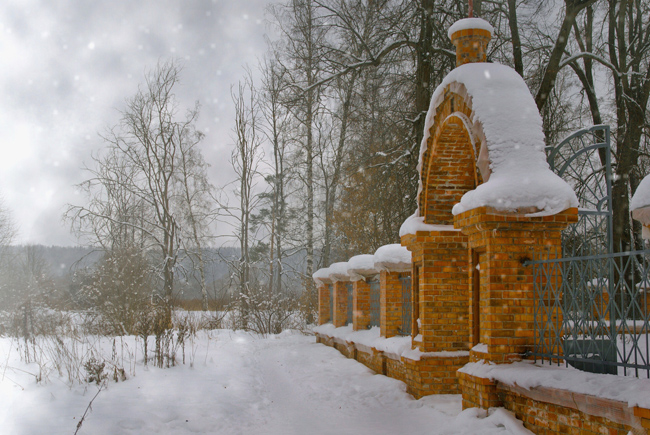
top-left (468, 0), bottom-right (474, 18)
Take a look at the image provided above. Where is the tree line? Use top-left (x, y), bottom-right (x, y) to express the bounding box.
top-left (234, 0), bottom-right (650, 312)
top-left (2, 0), bottom-right (650, 329)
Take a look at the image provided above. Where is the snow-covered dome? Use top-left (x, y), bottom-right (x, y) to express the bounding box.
top-left (416, 62), bottom-right (578, 218)
top-left (373, 244), bottom-right (412, 272)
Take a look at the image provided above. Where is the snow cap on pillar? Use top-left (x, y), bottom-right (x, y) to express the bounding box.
top-left (448, 18), bottom-right (493, 67)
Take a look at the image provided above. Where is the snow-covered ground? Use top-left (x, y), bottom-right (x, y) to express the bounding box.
top-left (1, 330), bottom-right (532, 435)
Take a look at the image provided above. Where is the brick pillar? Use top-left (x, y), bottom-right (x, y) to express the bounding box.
top-left (332, 280), bottom-right (350, 327)
top-left (317, 282), bottom-right (328, 325)
top-left (380, 270), bottom-right (403, 338)
top-left (455, 206), bottom-right (578, 363)
top-left (353, 279), bottom-right (372, 330)
top-left (402, 230), bottom-right (470, 353)
top-left (450, 25), bottom-right (492, 67)
top-left (317, 280), bottom-right (332, 325)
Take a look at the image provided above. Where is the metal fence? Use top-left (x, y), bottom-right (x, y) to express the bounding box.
top-left (530, 249), bottom-right (650, 378)
top-left (369, 279), bottom-right (380, 328)
top-left (399, 275), bottom-right (412, 336)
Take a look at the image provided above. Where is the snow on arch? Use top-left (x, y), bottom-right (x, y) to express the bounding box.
top-left (415, 62), bottom-right (578, 218)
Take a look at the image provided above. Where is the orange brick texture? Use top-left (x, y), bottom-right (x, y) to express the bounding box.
top-left (420, 110), bottom-right (480, 225)
top-left (403, 230), bottom-right (470, 354)
top-left (460, 372), bottom-right (650, 434)
top-left (455, 207), bottom-right (578, 363)
top-left (332, 281), bottom-right (351, 327)
top-left (450, 28), bottom-right (491, 66)
top-left (317, 282), bottom-right (331, 325)
top-left (380, 270), bottom-right (404, 338)
top-left (353, 279), bottom-right (372, 331)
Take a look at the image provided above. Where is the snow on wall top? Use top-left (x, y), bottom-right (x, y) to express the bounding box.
top-left (630, 174), bottom-right (650, 211)
top-left (347, 254), bottom-right (378, 281)
top-left (399, 214), bottom-right (461, 237)
top-left (447, 17), bottom-right (494, 39)
top-left (459, 360), bottom-right (650, 409)
top-left (328, 261), bottom-right (351, 282)
top-left (417, 62), bottom-right (578, 217)
top-left (373, 244), bottom-right (412, 272)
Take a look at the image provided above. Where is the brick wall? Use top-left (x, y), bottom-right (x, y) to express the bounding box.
top-left (454, 207), bottom-right (578, 363)
top-left (402, 230), bottom-right (470, 354)
top-left (315, 332), bottom-right (468, 398)
top-left (459, 371), bottom-right (650, 435)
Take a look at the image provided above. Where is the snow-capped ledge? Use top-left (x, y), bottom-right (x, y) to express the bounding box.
top-left (416, 62), bottom-right (578, 218)
top-left (399, 214), bottom-right (461, 237)
top-left (459, 360), bottom-right (650, 409)
top-left (313, 324), bottom-right (469, 362)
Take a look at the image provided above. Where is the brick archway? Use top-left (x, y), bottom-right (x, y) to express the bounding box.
top-left (418, 84), bottom-right (488, 225)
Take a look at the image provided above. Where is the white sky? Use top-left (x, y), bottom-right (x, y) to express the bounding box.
top-left (0, 0), bottom-right (272, 246)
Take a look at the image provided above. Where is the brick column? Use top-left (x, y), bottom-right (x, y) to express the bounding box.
top-left (455, 206), bottom-right (578, 363)
top-left (353, 279), bottom-right (372, 330)
top-left (380, 270), bottom-right (403, 338)
top-left (402, 229), bottom-right (470, 353)
top-left (332, 281), bottom-right (350, 327)
top-left (317, 280), bottom-right (332, 325)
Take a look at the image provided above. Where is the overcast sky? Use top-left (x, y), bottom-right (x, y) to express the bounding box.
top-left (0, 0), bottom-right (272, 246)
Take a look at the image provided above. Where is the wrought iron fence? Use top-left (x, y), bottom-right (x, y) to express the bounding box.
top-left (369, 279), bottom-right (380, 328)
top-left (530, 249), bottom-right (650, 378)
top-left (546, 125), bottom-right (613, 257)
top-left (399, 275), bottom-right (412, 336)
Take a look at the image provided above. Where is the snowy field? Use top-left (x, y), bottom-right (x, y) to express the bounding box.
top-left (1, 330), bottom-right (533, 435)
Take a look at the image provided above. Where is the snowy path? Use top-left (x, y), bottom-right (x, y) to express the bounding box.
top-left (1, 331), bottom-right (531, 434)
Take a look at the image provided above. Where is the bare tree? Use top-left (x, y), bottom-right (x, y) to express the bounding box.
top-left (66, 60), bottom-right (209, 323)
top-left (229, 73), bottom-right (264, 301)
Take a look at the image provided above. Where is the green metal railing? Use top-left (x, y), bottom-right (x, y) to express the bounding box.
top-left (530, 249), bottom-right (650, 378)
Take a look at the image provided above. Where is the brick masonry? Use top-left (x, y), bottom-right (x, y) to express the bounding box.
top-left (317, 281), bottom-right (331, 325)
top-left (450, 28), bottom-right (492, 66)
top-left (380, 270), bottom-right (404, 338)
top-left (459, 371), bottom-right (650, 435)
top-left (315, 332), bottom-right (468, 398)
top-left (332, 280), bottom-right (351, 327)
top-left (353, 279), bottom-right (372, 331)
top-left (454, 207), bottom-right (578, 363)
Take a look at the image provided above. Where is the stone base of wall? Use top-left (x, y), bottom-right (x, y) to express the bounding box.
top-left (458, 369), bottom-right (650, 435)
top-left (315, 333), bottom-right (468, 398)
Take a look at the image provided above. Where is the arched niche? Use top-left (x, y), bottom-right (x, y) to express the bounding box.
top-left (418, 83), bottom-right (490, 225)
